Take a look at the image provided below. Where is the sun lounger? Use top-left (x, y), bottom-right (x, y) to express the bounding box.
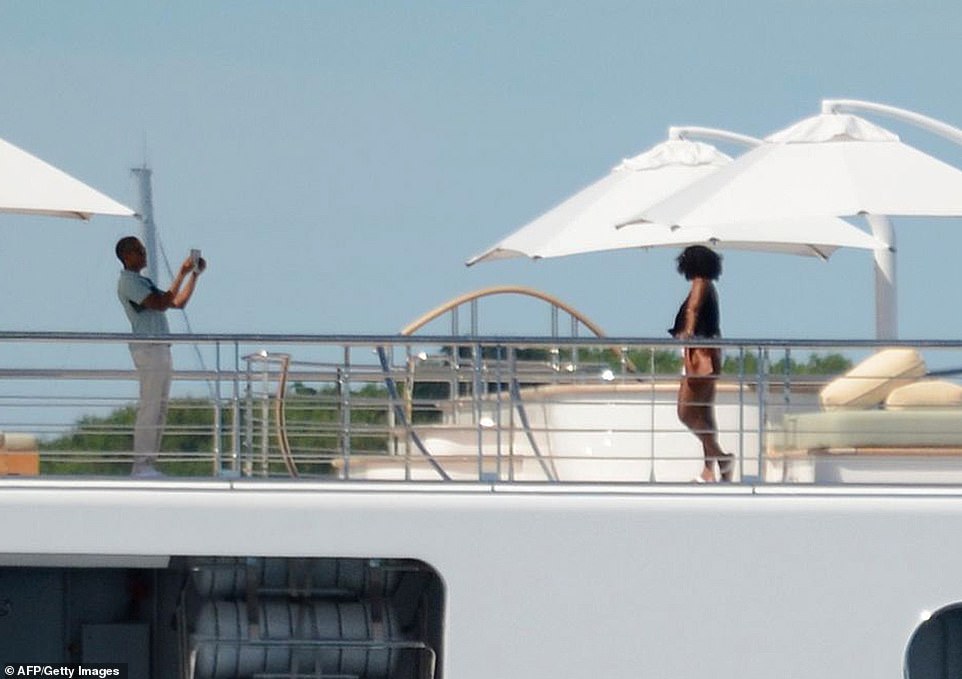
top-left (768, 349), bottom-right (962, 482)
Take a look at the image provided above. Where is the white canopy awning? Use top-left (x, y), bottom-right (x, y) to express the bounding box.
top-left (0, 137), bottom-right (135, 220)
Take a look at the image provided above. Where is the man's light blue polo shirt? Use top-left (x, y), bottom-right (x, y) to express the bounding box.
top-left (118, 270), bottom-right (170, 335)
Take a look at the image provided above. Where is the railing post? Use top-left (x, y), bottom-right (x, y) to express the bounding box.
top-left (571, 314), bottom-right (579, 370)
top-left (648, 343), bottom-right (656, 483)
top-left (404, 344), bottom-right (414, 482)
top-left (396, 345), bottom-right (408, 470)
top-left (473, 341), bottom-right (484, 481)
top-left (494, 342), bottom-right (504, 481)
top-left (213, 340), bottom-right (223, 476)
top-left (782, 345), bottom-right (792, 411)
top-left (242, 348), bottom-right (253, 477)
top-left (508, 345), bottom-right (518, 478)
top-left (757, 346), bottom-right (768, 478)
top-left (340, 345), bottom-right (352, 479)
top-left (737, 344), bottom-right (745, 481)
top-left (259, 357), bottom-right (270, 477)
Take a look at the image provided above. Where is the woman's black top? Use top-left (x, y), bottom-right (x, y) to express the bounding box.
top-left (669, 283), bottom-right (720, 338)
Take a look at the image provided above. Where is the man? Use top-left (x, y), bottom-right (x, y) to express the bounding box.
top-left (115, 236), bottom-right (206, 477)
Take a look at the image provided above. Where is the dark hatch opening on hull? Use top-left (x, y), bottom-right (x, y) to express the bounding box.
top-left (906, 604), bottom-right (962, 679)
top-left (0, 556), bottom-right (444, 679)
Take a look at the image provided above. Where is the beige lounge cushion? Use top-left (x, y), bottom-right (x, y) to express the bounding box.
top-left (885, 379), bottom-right (962, 409)
top-left (0, 433), bottom-right (38, 451)
top-left (0, 432), bottom-right (37, 453)
top-left (819, 348), bottom-right (926, 410)
top-left (771, 409), bottom-right (962, 450)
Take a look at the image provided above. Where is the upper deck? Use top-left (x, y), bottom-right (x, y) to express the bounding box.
top-left (2, 329), bottom-right (961, 487)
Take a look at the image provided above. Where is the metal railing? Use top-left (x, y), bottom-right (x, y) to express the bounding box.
top-left (2, 332), bottom-right (962, 485)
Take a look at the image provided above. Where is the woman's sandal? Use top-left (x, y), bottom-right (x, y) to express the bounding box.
top-left (693, 469), bottom-right (717, 483)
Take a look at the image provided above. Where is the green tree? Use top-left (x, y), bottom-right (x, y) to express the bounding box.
top-left (41, 385), bottom-right (391, 477)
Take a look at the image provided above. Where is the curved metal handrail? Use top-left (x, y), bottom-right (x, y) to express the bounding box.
top-left (399, 285), bottom-right (608, 337)
top-left (273, 354), bottom-right (298, 478)
top-left (399, 285), bottom-right (637, 373)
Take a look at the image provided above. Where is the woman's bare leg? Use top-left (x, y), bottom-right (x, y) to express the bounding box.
top-left (678, 376), bottom-right (733, 482)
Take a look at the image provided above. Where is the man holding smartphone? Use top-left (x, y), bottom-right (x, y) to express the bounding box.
top-left (115, 236), bottom-right (206, 477)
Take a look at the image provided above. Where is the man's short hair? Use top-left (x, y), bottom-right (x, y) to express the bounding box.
top-left (115, 236), bottom-right (142, 262)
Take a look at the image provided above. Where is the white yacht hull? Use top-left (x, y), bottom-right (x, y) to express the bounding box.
top-left (2, 479), bottom-right (959, 678)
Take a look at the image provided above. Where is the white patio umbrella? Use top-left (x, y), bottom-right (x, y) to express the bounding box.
top-left (0, 135), bottom-right (134, 219)
top-left (631, 103), bottom-right (962, 338)
top-left (467, 136), bottom-right (731, 264)
top-left (468, 129), bottom-right (881, 265)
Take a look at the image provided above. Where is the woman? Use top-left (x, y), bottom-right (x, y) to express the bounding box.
top-left (669, 245), bottom-right (734, 482)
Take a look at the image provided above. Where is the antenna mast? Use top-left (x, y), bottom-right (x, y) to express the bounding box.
top-left (131, 165), bottom-right (159, 283)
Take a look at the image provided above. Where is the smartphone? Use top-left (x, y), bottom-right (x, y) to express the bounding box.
top-left (190, 249), bottom-right (201, 272)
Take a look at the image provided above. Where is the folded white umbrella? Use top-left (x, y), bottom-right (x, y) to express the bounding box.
top-left (0, 136), bottom-right (134, 219)
top-left (468, 133), bottom-right (880, 265)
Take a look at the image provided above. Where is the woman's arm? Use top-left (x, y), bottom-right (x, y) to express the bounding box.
top-left (680, 277), bottom-right (708, 339)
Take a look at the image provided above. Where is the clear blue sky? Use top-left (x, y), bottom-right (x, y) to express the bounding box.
top-left (2, 0), bottom-right (961, 340)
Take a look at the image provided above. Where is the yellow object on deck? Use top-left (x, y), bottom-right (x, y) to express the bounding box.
top-left (0, 432), bottom-right (40, 476)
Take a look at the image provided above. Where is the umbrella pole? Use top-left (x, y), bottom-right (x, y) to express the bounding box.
top-left (822, 99), bottom-right (962, 341)
top-left (866, 214), bottom-right (897, 340)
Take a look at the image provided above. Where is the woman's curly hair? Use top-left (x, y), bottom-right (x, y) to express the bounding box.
top-left (676, 245), bottom-right (722, 280)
